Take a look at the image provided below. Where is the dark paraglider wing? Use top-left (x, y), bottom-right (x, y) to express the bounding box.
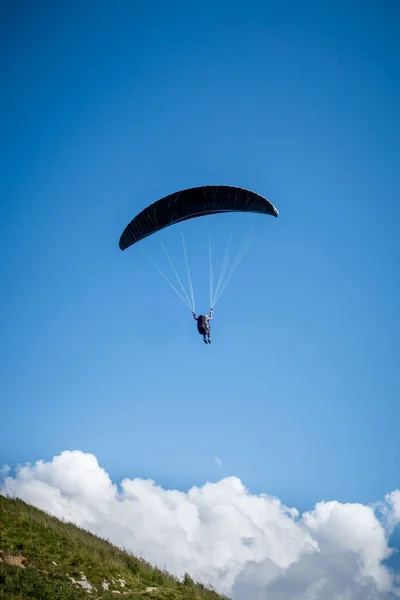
top-left (119, 185), bottom-right (279, 250)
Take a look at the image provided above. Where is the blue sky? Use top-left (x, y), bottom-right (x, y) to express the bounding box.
top-left (1, 0), bottom-right (399, 519)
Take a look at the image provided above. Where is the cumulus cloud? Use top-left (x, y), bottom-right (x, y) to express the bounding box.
top-left (385, 491), bottom-right (400, 533)
top-left (1, 450), bottom-right (399, 599)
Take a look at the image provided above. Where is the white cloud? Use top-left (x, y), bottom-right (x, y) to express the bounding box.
top-left (1, 450), bottom-right (399, 599)
top-left (386, 491), bottom-right (400, 532)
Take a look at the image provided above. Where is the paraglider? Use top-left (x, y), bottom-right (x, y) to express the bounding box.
top-left (192, 309), bottom-right (213, 344)
top-left (119, 185), bottom-right (278, 343)
top-left (119, 185), bottom-right (278, 250)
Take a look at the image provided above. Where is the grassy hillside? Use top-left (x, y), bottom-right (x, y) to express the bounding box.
top-left (0, 494), bottom-right (228, 600)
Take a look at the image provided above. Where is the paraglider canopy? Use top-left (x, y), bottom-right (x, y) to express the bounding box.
top-left (119, 184), bottom-right (279, 313)
top-left (119, 185), bottom-right (279, 251)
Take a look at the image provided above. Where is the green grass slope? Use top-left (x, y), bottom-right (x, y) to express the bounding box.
top-left (0, 494), bottom-right (228, 600)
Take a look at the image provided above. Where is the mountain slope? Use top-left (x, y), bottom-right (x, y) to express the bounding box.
top-left (0, 494), bottom-right (227, 600)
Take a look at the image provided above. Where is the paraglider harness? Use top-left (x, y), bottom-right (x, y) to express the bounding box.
top-left (197, 315), bottom-right (210, 335)
top-left (192, 309), bottom-right (213, 337)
